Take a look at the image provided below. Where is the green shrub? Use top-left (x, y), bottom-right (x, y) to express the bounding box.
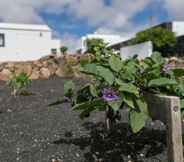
top-left (79, 54), bottom-right (92, 66)
top-left (60, 46), bottom-right (68, 55)
top-left (7, 72), bottom-right (31, 96)
top-left (50, 41), bottom-right (184, 134)
top-left (66, 56), bottom-right (78, 66)
top-left (131, 27), bottom-right (176, 56)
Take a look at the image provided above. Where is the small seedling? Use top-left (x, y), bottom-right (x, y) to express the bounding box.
top-left (7, 72), bottom-right (31, 96)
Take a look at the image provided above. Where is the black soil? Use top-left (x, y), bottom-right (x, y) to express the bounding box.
top-left (0, 77), bottom-right (170, 162)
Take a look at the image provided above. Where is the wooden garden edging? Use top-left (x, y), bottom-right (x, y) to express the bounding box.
top-left (144, 93), bottom-right (183, 162)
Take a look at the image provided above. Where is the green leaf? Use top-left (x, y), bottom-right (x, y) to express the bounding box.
top-left (64, 81), bottom-right (75, 96)
top-left (81, 63), bottom-right (98, 75)
top-left (97, 66), bottom-right (115, 85)
top-left (72, 99), bottom-right (105, 110)
top-left (119, 82), bottom-right (139, 96)
top-left (172, 69), bottom-right (184, 78)
top-left (73, 99), bottom-right (106, 119)
top-left (122, 93), bottom-right (135, 109)
top-left (108, 99), bottom-right (123, 111)
top-left (115, 78), bottom-right (124, 85)
top-left (130, 110), bottom-right (148, 133)
top-left (89, 84), bottom-right (98, 97)
top-left (148, 77), bottom-right (177, 87)
top-left (147, 67), bottom-right (161, 78)
top-left (109, 55), bottom-right (123, 72)
top-left (151, 52), bottom-right (164, 64)
top-left (135, 98), bottom-right (148, 114)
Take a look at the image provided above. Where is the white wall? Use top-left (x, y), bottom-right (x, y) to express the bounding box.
top-left (172, 21), bottom-right (184, 37)
top-left (0, 28), bottom-right (60, 62)
top-left (120, 41), bottom-right (153, 60)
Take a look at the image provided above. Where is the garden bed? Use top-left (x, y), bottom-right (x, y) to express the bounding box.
top-left (0, 76), bottom-right (178, 162)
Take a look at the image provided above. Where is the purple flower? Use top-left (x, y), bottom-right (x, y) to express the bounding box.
top-left (161, 64), bottom-right (172, 74)
top-left (102, 88), bottom-right (119, 102)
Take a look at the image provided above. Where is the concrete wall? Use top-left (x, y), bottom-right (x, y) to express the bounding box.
top-left (0, 28), bottom-right (60, 62)
top-left (120, 41), bottom-right (153, 60)
top-left (172, 21), bottom-right (184, 37)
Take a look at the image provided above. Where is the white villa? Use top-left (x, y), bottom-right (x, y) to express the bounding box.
top-left (110, 21), bottom-right (184, 59)
top-left (0, 23), bottom-right (61, 62)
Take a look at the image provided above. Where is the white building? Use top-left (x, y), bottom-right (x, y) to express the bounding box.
top-left (110, 21), bottom-right (184, 58)
top-left (170, 21), bottom-right (184, 37)
top-left (81, 33), bottom-right (125, 53)
top-left (0, 23), bottom-right (61, 62)
top-left (120, 41), bottom-right (153, 60)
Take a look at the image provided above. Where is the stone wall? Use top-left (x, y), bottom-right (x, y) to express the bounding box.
top-left (0, 55), bottom-right (81, 81)
top-left (168, 57), bottom-right (184, 69)
top-left (0, 54), bottom-right (183, 81)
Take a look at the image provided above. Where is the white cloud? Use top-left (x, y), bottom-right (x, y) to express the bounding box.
top-left (60, 33), bottom-right (81, 53)
top-left (0, 0), bottom-right (153, 25)
top-left (163, 0), bottom-right (184, 20)
top-left (0, 0), bottom-right (165, 52)
top-left (0, 0), bottom-right (73, 23)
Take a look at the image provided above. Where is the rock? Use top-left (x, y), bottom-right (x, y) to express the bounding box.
top-left (3, 62), bottom-right (15, 72)
top-left (169, 57), bottom-right (178, 62)
top-left (0, 54), bottom-right (81, 80)
top-left (33, 60), bottom-right (42, 68)
top-left (40, 68), bottom-right (51, 79)
top-left (75, 153), bottom-right (80, 157)
top-left (47, 64), bottom-right (57, 75)
top-left (55, 67), bottom-right (65, 77)
top-left (29, 70), bottom-right (40, 80)
top-left (39, 55), bottom-right (55, 62)
top-left (0, 69), bottom-right (12, 80)
top-left (51, 159), bottom-right (62, 162)
top-left (14, 63), bottom-right (33, 76)
top-left (5, 62), bottom-right (15, 71)
top-left (66, 55), bottom-right (78, 66)
top-left (42, 61), bottom-right (49, 67)
top-left (139, 153), bottom-right (144, 157)
top-left (0, 63), bottom-right (6, 71)
top-left (72, 65), bottom-right (81, 78)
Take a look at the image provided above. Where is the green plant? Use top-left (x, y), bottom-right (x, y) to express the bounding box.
top-left (131, 27), bottom-right (176, 56)
top-left (50, 43), bottom-right (184, 134)
top-left (60, 46), bottom-right (68, 55)
top-left (86, 38), bottom-right (112, 54)
top-left (7, 72), bottom-right (31, 96)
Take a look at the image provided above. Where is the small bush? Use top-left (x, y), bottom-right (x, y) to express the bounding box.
top-left (66, 56), bottom-right (79, 66)
top-left (7, 72), bottom-right (31, 96)
top-left (79, 55), bottom-right (92, 65)
top-left (60, 46), bottom-right (68, 55)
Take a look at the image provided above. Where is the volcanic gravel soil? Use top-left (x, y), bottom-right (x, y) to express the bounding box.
top-left (0, 76), bottom-right (172, 162)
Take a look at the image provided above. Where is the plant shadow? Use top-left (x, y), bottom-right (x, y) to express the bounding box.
top-left (19, 90), bottom-right (35, 96)
top-left (53, 122), bottom-right (166, 162)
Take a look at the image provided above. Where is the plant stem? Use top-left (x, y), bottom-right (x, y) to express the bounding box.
top-left (105, 107), bottom-right (115, 131)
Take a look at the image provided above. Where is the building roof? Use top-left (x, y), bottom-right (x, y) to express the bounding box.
top-left (0, 22), bottom-right (51, 31)
top-left (108, 34), bottom-right (135, 49)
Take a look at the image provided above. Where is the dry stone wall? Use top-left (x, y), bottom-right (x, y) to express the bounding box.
top-left (0, 55), bottom-right (81, 81)
top-left (0, 54), bottom-right (182, 81)
top-left (168, 57), bottom-right (184, 69)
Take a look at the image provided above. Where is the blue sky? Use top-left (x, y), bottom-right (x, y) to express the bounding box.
top-left (42, 1), bottom-right (169, 37)
top-left (0, 0), bottom-right (183, 52)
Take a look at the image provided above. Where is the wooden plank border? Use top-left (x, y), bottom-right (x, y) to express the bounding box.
top-left (144, 93), bottom-right (183, 162)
